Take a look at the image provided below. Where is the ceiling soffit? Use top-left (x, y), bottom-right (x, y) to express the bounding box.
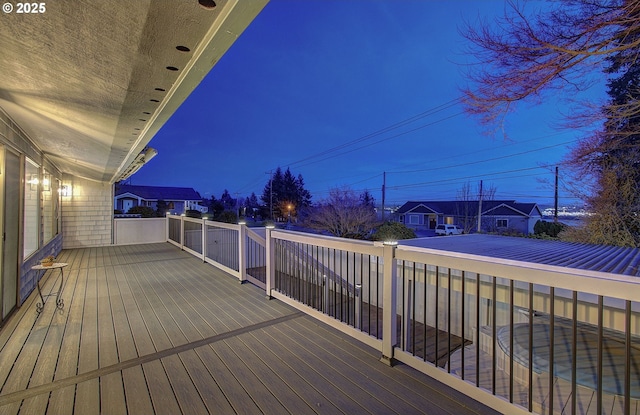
top-left (0, 0), bottom-right (268, 182)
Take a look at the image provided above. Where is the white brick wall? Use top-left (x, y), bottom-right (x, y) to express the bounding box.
top-left (61, 177), bottom-right (113, 248)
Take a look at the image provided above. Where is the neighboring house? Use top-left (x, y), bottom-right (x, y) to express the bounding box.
top-left (115, 184), bottom-right (208, 215)
top-left (396, 200), bottom-right (543, 235)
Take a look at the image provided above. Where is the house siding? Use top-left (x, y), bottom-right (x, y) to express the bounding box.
top-left (62, 177), bottom-right (113, 248)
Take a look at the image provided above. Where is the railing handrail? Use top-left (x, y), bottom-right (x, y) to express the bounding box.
top-left (204, 219), bottom-right (240, 231)
top-left (182, 216), bottom-right (203, 224)
top-left (245, 226), bottom-right (266, 247)
top-left (272, 229), bottom-right (383, 257)
top-left (396, 244), bottom-right (640, 302)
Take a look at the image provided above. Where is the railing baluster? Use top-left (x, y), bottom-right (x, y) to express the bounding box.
top-left (447, 268), bottom-right (452, 371)
top-left (625, 300), bottom-right (631, 415)
top-left (401, 261), bottom-right (407, 351)
top-left (572, 290), bottom-right (577, 415)
top-left (549, 287), bottom-right (555, 415)
top-left (509, 279), bottom-right (513, 403)
top-left (435, 266), bottom-right (440, 368)
top-left (461, 270), bottom-right (465, 379)
top-left (412, 262), bottom-right (417, 358)
top-left (597, 295), bottom-right (603, 415)
top-left (368, 254), bottom-right (372, 336)
top-left (528, 283), bottom-right (534, 413)
top-left (424, 265), bottom-right (428, 363)
top-left (491, 276), bottom-right (496, 395)
top-left (476, 273), bottom-right (480, 387)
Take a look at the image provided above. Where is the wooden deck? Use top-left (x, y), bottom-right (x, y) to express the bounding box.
top-left (0, 243), bottom-right (499, 415)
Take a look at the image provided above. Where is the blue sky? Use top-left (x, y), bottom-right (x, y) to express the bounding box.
top-left (131, 0), bottom-right (603, 207)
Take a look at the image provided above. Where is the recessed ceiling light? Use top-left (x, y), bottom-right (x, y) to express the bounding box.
top-left (176, 45), bottom-right (190, 52)
top-left (198, 0), bottom-right (216, 10)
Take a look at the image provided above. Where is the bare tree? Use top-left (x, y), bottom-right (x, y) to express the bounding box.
top-left (305, 187), bottom-right (379, 239)
top-left (461, 0), bottom-right (640, 133)
top-left (462, 0), bottom-right (640, 246)
top-left (455, 181), bottom-right (497, 233)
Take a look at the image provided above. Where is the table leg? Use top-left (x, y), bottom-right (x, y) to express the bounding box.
top-left (36, 270), bottom-right (45, 315)
top-left (55, 268), bottom-right (64, 309)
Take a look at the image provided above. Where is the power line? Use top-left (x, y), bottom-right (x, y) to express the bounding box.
top-left (290, 112), bottom-right (465, 170)
top-left (282, 98), bottom-right (463, 169)
top-left (386, 140), bottom-right (576, 175)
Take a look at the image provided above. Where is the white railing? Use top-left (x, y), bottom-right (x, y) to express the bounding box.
top-left (114, 217), bottom-right (167, 245)
top-left (164, 215), bottom-right (640, 415)
top-left (166, 215), bottom-right (265, 283)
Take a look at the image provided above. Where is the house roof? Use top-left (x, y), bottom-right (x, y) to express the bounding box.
top-left (400, 234), bottom-right (640, 277)
top-left (397, 200), bottom-right (541, 217)
top-left (115, 185), bottom-right (202, 201)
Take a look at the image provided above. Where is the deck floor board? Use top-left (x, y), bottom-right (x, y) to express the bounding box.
top-left (0, 243), bottom-right (499, 415)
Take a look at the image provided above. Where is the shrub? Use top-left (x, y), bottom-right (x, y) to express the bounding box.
top-left (371, 221), bottom-right (417, 241)
top-left (185, 209), bottom-right (202, 218)
top-left (534, 220), bottom-right (566, 238)
top-left (126, 206), bottom-right (155, 218)
top-left (215, 210), bottom-right (238, 224)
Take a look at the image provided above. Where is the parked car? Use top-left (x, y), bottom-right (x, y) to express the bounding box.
top-left (435, 224), bottom-right (463, 236)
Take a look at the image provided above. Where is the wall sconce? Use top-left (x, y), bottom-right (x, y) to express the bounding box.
top-left (29, 175), bottom-right (39, 191)
top-left (60, 185), bottom-right (71, 197)
top-left (42, 175), bottom-right (51, 192)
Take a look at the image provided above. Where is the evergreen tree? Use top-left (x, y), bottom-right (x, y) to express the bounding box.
top-left (220, 189), bottom-right (236, 211)
top-left (359, 190), bottom-right (376, 210)
top-left (244, 192), bottom-right (260, 219)
top-left (261, 167), bottom-right (312, 220)
top-left (155, 199), bottom-right (168, 217)
top-left (207, 195), bottom-right (224, 218)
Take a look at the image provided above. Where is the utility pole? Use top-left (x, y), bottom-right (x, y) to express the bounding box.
top-left (477, 180), bottom-right (483, 233)
top-left (381, 171), bottom-right (386, 221)
top-left (554, 166), bottom-right (559, 223)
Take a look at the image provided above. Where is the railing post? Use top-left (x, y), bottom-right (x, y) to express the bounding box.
top-left (380, 241), bottom-right (398, 366)
top-left (165, 213), bottom-right (169, 242)
top-left (265, 226), bottom-right (275, 299)
top-left (355, 284), bottom-right (362, 330)
top-left (238, 222), bottom-right (247, 284)
top-left (201, 217), bottom-right (207, 262)
top-left (180, 215), bottom-right (185, 249)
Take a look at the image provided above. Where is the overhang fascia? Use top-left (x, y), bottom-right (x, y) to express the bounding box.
top-left (112, 0), bottom-right (268, 183)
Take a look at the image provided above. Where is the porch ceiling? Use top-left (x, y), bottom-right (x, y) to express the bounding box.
top-left (0, 0), bottom-right (267, 182)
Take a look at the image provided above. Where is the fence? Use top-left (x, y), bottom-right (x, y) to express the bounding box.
top-left (164, 214), bottom-right (640, 415)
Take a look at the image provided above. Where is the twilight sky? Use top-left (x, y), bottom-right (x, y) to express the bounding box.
top-left (130, 0), bottom-right (604, 207)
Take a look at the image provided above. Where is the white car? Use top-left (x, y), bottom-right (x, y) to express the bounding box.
top-left (435, 224), bottom-right (463, 236)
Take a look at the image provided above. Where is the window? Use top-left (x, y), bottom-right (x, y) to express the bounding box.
top-left (43, 171), bottom-right (53, 243)
top-left (409, 214), bottom-right (420, 224)
top-left (496, 219), bottom-right (508, 228)
top-left (23, 158), bottom-right (39, 258)
top-left (445, 216), bottom-right (454, 225)
top-left (42, 172), bottom-right (60, 243)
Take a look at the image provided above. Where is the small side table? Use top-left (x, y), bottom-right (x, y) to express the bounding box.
top-left (31, 262), bottom-right (68, 315)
